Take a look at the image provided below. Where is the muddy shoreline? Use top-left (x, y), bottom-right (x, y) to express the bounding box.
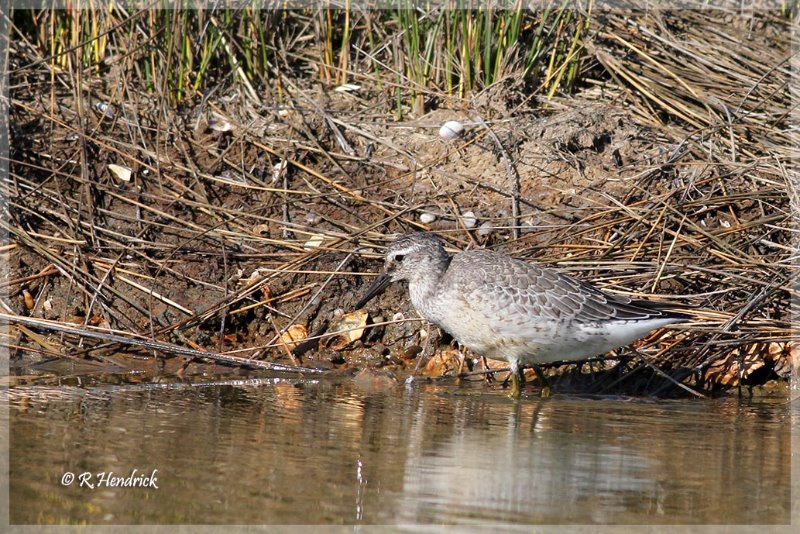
top-left (5, 8), bottom-right (795, 397)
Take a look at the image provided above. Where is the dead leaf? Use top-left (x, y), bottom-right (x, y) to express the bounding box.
top-left (88, 315), bottom-right (111, 329)
top-left (253, 224), bottom-right (271, 237)
top-left (704, 342), bottom-right (780, 386)
top-left (420, 347), bottom-right (462, 377)
top-left (22, 289), bottom-right (34, 310)
top-left (279, 324), bottom-right (308, 350)
top-left (327, 310), bottom-right (368, 351)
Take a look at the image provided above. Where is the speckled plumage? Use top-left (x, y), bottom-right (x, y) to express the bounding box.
top-left (360, 233), bottom-right (689, 388)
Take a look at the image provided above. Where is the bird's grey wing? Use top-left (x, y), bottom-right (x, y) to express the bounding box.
top-left (449, 251), bottom-right (677, 324)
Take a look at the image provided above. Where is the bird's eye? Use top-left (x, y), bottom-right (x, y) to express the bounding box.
top-left (393, 254), bottom-right (405, 263)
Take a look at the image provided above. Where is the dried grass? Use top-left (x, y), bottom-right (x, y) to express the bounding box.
top-left (4, 7), bottom-right (795, 395)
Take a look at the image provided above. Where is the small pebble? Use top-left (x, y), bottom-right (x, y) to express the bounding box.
top-left (521, 218), bottom-right (538, 234)
top-left (305, 211), bottom-right (321, 225)
top-left (401, 346), bottom-right (423, 359)
top-left (420, 212), bottom-right (437, 224)
top-left (477, 221), bottom-right (493, 237)
top-left (439, 120), bottom-right (464, 141)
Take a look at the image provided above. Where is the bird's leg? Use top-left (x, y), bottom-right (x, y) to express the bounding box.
top-left (456, 343), bottom-right (467, 377)
top-left (413, 320), bottom-right (437, 375)
top-left (533, 364), bottom-right (551, 398)
top-left (508, 361), bottom-right (525, 399)
top-left (482, 356), bottom-right (494, 384)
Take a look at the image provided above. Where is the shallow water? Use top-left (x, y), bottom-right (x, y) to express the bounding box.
top-left (7, 375), bottom-right (791, 525)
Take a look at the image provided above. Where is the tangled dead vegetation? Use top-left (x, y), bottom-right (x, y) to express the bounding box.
top-left (4, 9), bottom-right (796, 396)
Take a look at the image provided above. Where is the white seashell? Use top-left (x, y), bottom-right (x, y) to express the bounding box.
top-left (208, 112), bottom-right (233, 132)
top-left (108, 164), bottom-right (132, 182)
top-left (334, 83), bottom-right (361, 93)
top-left (208, 120), bottom-right (232, 132)
top-left (272, 160), bottom-right (288, 182)
top-left (240, 267), bottom-right (269, 288)
top-left (94, 102), bottom-right (114, 118)
top-left (461, 210), bottom-right (477, 229)
top-left (419, 212), bottom-right (437, 224)
top-left (304, 234), bottom-right (326, 250)
top-left (439, 120), bottom-right (465, 141)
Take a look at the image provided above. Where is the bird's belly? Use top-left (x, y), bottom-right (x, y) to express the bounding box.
top-left (436, 316), bottom-right (675, 366)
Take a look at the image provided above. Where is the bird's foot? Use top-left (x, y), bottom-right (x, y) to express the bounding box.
top-left (507, 366), bottom-right (525, 399)
top-left (508, 376), bottom-right (521, 399)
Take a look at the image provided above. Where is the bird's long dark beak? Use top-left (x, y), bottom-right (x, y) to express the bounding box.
top-left (355, 272), bottom-right (392, 309)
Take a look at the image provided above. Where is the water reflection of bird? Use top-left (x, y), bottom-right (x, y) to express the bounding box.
top-left (356, 232), bottom-right (690, 398)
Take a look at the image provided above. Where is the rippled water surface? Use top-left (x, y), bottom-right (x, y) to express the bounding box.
top-left (8, 376), bottom-right (791, 525)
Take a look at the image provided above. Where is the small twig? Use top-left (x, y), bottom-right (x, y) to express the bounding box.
top-left (116, 274), bottom-right (193, 316)
top-left (1, 312), bottom-right (322, 374)
top-left (633, 349), bottom-right (707, 398)
top-left (471, 112), bottom-right (522, 240)
top-left (268, 314), bottom-right (301, 367)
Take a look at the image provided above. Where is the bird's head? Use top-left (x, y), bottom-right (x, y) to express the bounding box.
top-left (355, 233), bottom-right (450, 308)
